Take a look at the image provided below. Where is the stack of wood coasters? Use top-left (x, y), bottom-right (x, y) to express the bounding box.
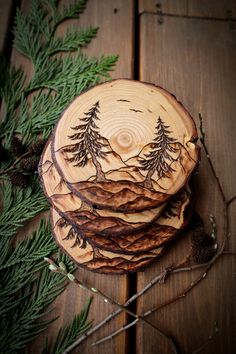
top-left (39, 79), bottom-right (200, 274)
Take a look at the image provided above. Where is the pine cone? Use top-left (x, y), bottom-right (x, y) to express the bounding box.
top-left (191, 232), bottom-right (215, 248)
top-left (29, 139), bottom-right (46, 156)
top-left (20, 156), bottom-right (39, 171)
top-left (11, 136), bottom-right (25, 157)
top-left (8, 172), bottom-right (30, 188)
top-left (192, 245), bottom-right (216, 264)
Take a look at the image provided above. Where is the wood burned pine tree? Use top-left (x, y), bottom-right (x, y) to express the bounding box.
top-left (140, 117), bottom-right (178, 189)
top-left (64, 101), bottom-right (108, 181)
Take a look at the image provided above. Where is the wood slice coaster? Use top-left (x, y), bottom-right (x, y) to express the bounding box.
top-left (52, 79), bottom-right (199, 212)
top-left (51, 208), bottom-right (165, 274)
top-left (60, 187), bottom-right (191, 254)
top-left (39, 139), bottom-right (166, 236)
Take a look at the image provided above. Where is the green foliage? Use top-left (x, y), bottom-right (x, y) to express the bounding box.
top-left (0, 0), bottom-right (118, 146)
top-left (48, 26), bottom-right (99, 55)
top-left (13, 0), bottom-right (88, 64)
top-left (0, 251), bottom-right (75, 354)
top-left (0, 56), bottom-right (25, 111)
top-left (42, 297), bottom-right (93, 354)
top-left (0, 181), bottom-right (48, 240)
top-left (15, 53), bottom-right (118, 143)
top-left (0, 0), bottom-right (118, 352)
top-left (0, 57), bottom-right (26, 144)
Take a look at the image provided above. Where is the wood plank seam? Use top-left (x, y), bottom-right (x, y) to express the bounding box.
top-left (139, 10), bottom-right (236, 24)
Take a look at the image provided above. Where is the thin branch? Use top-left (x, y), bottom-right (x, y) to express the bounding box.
top-left (92, 261), bottom-right (220, 345)
top-left (199, 113), bottom-right (226, 203)
top-left (227, 195), bottom-right (236, 206)
top-left (63, 254), bottom-right (230, 351)
top-left (92, 318), bottom-right (139, 346)
top-left (191, 324), bottom-right (218, 354)
top-left (45, 258), bottom-right (178, 354)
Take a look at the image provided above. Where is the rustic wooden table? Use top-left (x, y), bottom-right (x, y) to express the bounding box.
top-left (1, 1), bottom-right (236, 353)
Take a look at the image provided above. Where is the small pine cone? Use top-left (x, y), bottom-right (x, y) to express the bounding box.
top-left (8, 172), bottom-right (30, 188)
top-left (29, 139), bottom-right (46, 156)
top-left (191, 231), bottom-right (207, 247)
top-left (20, 156), bottom-right (39, 171)
top-left (192, 245), bottom-right (216, 264)
top-left (191, 232), bottom-right (215, 248)
top-left (11, 136), bottom-right (25, 157)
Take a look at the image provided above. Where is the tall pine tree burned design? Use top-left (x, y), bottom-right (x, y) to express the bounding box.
top-left (64, 101), bottom-right (108, 181)
top-left (140, 117), bottom-right (179, 190)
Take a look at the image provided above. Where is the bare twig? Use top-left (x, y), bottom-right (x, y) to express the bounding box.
top-left (92, 263), bottom-right (216, 345)
top-left (199, 113), bottom-right (226, 203)
top-left (191, 322), bottom-right (218, 354)
top-left (45, 258), bottom-right (178, 354)
top-left (92, 318), bottom-right (139, 346)
top-left (61, 265), bottom-right (188, 353)
top-left (227, 195), bottom-right (236, 206)
top-left (63, 247), bottom-right (234, 351)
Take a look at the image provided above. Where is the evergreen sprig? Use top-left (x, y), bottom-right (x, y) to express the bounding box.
top-left (0, 221), bottom-right (56, 315)
top-left (48, 26), bottom-right (99, 55)
top-left (0, 0), bottom-right (117, 352)
top-left (0, 181), bottom-right (48, 240)
top-left (0, 253), bottom-right (75, 354)
top-left (13, 0), bottom-right (88, 64)
top-left (0, 0), bottom-right (118, 146)
top-left (15, 53), bottom-right (118, 143)
top-left (42, 297), bottom-right (93, 354)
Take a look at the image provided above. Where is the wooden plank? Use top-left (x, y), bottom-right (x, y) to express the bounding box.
top-left (76, 0), bottom-right (134, 79)
top-left (139, 0), bottom-right (236, 18)
top-left (6, 0), bottom-right (134, 353)
top-left (137, 13), bottom-right (236, 354)
top-left (139, 0), bottom-right (187, 15)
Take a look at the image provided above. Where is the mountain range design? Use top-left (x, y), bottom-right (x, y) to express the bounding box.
top-left (51, 208), bottom-right (165, 274)
top-left (59, 187), bottom-right (190, 255)
top-left (69, 180), bottom-right (169, 212)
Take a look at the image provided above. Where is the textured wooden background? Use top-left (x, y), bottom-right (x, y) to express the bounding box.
top-left (1, 1), bottom-right (235, 353)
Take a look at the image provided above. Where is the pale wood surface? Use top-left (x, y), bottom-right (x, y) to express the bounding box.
top-left (137, 5), bottom-right (236, 354)
top-left (1, 1), bottom-right (236, 354)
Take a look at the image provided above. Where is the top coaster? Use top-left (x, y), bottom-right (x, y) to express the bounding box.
top-left (52, 79), bottom-right (199, 212)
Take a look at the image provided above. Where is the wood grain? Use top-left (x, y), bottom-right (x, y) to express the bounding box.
top-left (137, 8), bottom-right (236, 354)
top-left (56, 0), bottom-right (134, 79)
top-left (139, 0), bottom-right (236, 18)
